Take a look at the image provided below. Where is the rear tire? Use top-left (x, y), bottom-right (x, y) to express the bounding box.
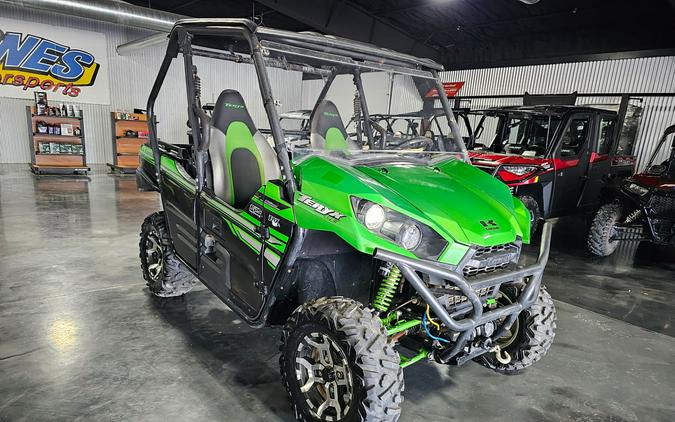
top-left (280, 297), bottom-right (403, 422)
top-left (587, 203), bottom-right (623, 256)
top-left (477, 286), bottom-right (556, 375)
top-left (139, 211), bottom-right (196, 297)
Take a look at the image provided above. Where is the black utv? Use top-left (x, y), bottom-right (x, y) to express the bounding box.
top-left (588, 124), bottom-right (675, 256)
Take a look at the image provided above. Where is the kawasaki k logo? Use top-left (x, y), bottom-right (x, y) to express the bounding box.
top-left (298, 194), bottom-right (345, 220)
top-left (0, 32), bottom-right (100, 97)
top-left (480, 219), bottom-right (500, 231)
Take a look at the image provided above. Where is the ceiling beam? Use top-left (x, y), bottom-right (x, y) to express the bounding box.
top-left (253, 0), bottom-right (443, 63)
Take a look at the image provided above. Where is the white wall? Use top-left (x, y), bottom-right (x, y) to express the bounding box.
top-left (0, 5), bottom-right (303, 164)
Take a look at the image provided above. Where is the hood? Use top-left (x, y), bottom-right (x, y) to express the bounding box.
top-left (355, 159), bottom-right (524, 246)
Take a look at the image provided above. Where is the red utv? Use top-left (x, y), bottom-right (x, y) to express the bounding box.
top-left (467, 104), bottom-right (642, 230)
top-left (587, 124), bottom-right (675, 256)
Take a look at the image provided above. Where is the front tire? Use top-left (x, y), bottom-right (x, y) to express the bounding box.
top-left (139, 211), bottom-right (196, 297)
top-left (518, 195), bottom-right (541, 234)
top-left (587, 203), bottom-right (623, 256)
top-left (477, 286), bottom-right (556, 375)
top-left (280, 297), bottom-right (403, 422)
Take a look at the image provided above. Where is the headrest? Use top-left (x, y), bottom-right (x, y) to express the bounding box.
top-left (212, 89), bottom-right (256, 134)
top-left (310, 100), bottom-right (348, 139)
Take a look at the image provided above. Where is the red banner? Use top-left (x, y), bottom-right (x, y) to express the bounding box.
top-left (425, 81), bottom-right (465, 98)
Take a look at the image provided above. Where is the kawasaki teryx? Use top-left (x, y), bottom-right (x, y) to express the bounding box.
top-left (137, 19), bottom-right (556, 422)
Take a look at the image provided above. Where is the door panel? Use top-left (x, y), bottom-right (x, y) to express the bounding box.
top-left (550, 114), bottom-right (593, 216)
top-left (579, 114), bottom-right (616, 208)
top-left (161, 171), bottom-right (198, 269)
top-left (199, 193), bottom-right (264, 317)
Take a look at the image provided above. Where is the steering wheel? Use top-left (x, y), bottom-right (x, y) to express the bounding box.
top-left (393, 136), bottom-right (434, 151)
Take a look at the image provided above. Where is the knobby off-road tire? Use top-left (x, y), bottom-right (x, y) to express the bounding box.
top-left (518, 195), bottom-right (541, 234)
top-left (139, 211), bottom-right (196, 297)
top-left (587, 203), bottom-right (623, 257)
top-left (280, 297), bottom-right (404, 422)
top-left (478, 286), bottom-right (557, 375)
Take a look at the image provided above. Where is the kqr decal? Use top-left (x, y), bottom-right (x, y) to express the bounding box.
top-left (0, 32), bottom-right (100, 97)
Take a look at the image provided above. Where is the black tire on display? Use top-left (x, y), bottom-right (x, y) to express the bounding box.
top-left (587, 203), bottom-right (623, 257)
top-left (280, 297), bottom-right (404, 422)
top-left (477, 286), bottom-right (557, 375)
top-left (518, 195), bottom-right (541, 234)
top-left (139, 211), bottom-right (196, 297)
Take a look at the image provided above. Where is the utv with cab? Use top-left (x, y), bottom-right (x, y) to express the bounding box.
top-left (137, 19), bottom-right (556, 422)
top-left (588, 124), bottom-right (675, 256)
top-left (468, 102), bottom-right (642, 231)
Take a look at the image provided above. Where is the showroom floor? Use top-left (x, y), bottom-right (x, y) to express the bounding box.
top-left (1, 164), bottom-right (674, 422)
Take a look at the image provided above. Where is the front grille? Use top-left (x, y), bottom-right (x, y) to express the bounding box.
top-left (462, 242), bottom-right (520, 278)
top-left (649, 193), bottom-right (675, 216)
top-left (446, 286), bottom-right (493, 307)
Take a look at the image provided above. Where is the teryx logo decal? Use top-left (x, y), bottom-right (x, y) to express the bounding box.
top-left (0, 32), bottom-right (100, 97)
top-left (297, 194), bottom-right (345, 220)
top-left (479, 219), bottom-right (500, 231)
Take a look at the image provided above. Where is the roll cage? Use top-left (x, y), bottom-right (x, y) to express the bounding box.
top-left (146, 18), bottom-right (465, 201)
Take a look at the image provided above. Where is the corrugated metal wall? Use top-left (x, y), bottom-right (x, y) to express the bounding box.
top-left (301, 56), bottom-right (675, 170)
top-left (441, 57), bottom-right (675, 170)
top-left (0, 5), bottom-right (303, 164)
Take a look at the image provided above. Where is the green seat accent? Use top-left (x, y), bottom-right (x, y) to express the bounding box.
top-left (324, 127), bottom-right (349, 151)
top-left (225, 121), bottom-right (265, 206)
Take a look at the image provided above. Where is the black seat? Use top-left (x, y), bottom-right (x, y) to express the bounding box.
top-left (208, 90), bottom-right (280, 208)
top-left (310, 100), bottom-right (359, 151)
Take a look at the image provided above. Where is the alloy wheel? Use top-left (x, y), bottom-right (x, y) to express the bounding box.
top-left (295, 332), bottom-right (354, 421)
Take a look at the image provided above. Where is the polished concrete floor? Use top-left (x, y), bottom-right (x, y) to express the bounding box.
top-left (1, 164), bottom-right (674, 422)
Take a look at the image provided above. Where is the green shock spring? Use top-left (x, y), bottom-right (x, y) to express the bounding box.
top-left (373, 265), bottom-right (402, 312)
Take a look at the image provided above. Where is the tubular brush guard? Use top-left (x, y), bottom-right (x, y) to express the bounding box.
top-left (374, 222), bottom-right (552, 365)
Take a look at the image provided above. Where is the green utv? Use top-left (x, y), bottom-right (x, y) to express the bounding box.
top-left (136, 19), bottom-right (556, 422)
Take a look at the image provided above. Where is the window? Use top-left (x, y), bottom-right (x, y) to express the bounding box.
top-left (505, 118), bottom-right (526, 145)
top-left (559, 118), bottom-right (590, 157)
top-left (499, 116), bottom-right (561, 157)
top-left (597, 117), bottom-right (615, 155)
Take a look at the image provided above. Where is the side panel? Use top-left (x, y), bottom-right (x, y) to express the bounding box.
top-left (200, 193), bottom-right (264, 317)
top-left (158, 156), bottom-right (199, 270)
top-left (550, 113), bottom-right (594, 216)
top-left (579, 113), bottom-right (618, 209)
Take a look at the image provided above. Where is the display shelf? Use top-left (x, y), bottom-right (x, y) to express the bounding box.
top-left (107, 111), bottom-right (150, 174)
top-left (27, 106), bottom-right (89, 175)
top-left (33, 133), bottom-right (81, 139)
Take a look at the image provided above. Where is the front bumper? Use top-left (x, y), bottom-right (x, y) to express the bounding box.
top-left (374, 222), bottom-right (552, 364)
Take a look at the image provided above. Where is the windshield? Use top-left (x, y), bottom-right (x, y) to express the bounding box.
top-left (472, 113), bottom-right (561, 157)
top-left (293, 70), bottom-right (468, 161)
top-left (290, 147), bottom-right (463, 169)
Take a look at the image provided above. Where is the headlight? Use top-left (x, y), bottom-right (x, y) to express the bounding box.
top-left (363, 202), bottom-right (385, 230)
top-left (501, 165), bottom-right (538, 176)
top-left (351, 198), bottom-right (447, 258)
top-left (625, 182), bottom-right (649, 196)
top-left (398, 222), bottom-right (422, 250)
